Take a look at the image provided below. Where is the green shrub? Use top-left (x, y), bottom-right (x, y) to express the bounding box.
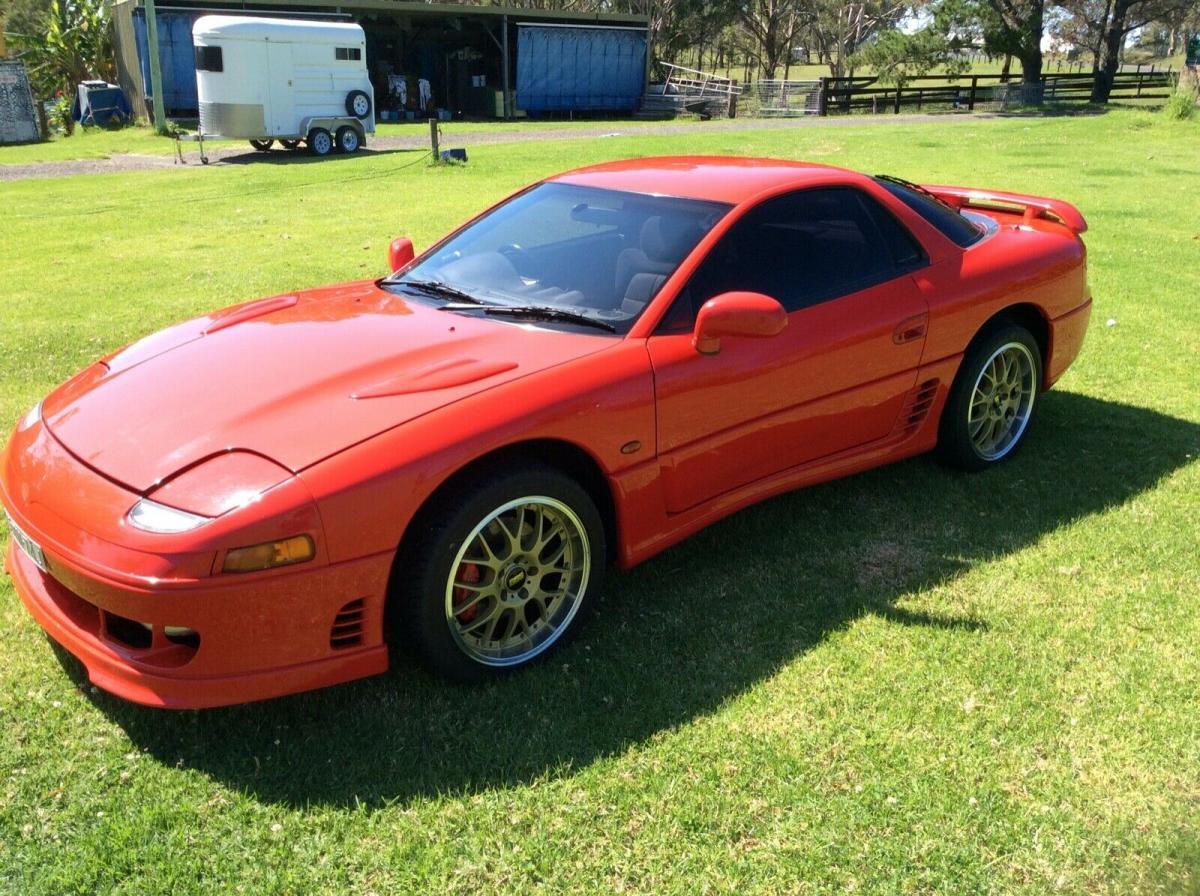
top-left (1162, 80), bottom-right (1198, 120)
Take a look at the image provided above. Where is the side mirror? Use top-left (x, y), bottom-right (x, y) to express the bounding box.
top-left (388, 237), bottom-right (415, 273)
top-left (693, 291), bottom-right (787, 355)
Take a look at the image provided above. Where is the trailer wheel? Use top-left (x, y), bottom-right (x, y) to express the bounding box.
top-left (280, 139), bottom-right (301, 150)
top-left (307, 128), bottom-right (333, 157)
top-left (249, 139), bottom-right (274, 152)
top-left (346, 90), bottom-right (372, 120)
top-left (335, 126), bottom-right (361, 154)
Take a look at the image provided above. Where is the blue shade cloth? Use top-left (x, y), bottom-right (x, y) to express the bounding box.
top-left (133, 9), bottom-right (200, 115)
top-left (516, 25), bottom-right (647, 112)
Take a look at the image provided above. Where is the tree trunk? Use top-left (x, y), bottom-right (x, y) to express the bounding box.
top-left (1090, 2), bottom-right (1130, 103)
top-left (1020, 48), bottom-right (1043, 85)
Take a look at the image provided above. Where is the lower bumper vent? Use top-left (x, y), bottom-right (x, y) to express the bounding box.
top-left (330, 599), bottom-right (366, 649)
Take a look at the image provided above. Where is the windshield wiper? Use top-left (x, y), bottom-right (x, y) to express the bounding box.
top-left (440, 302), bottom-right (616, 333)
top-left (391, 278), bottom-right (487, 305)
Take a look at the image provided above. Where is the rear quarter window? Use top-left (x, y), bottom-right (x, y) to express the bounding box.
top-left (875, 177), bottom-right (984, 248)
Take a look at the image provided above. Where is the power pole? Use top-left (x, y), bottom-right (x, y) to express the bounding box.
top-left (144, 0), bottom-right (168, 134)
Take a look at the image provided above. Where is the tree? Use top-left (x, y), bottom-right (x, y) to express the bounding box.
top-left (1054, 0), bottom-right (1191, 102)
top-left (851, 0), bottom-right (1044, 87)
top-left (807, 0), bottom-right (910, 78)
top-left (738, 0), bottom-right (808, 78)
top-left (977, 0), bottom-right (1045, 83)
top-left (6, 0), bottom-right (114, 100)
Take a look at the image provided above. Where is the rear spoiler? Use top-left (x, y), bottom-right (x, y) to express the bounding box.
top-left (922, 184), bottom-right (1088, 235)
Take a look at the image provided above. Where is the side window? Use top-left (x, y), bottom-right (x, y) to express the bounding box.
top-left (335, 47), bottom-right (362, 61)
top-left (194, 46), bottom-right (223, 73)
top-left (662, 188), bottom-right (919, 331)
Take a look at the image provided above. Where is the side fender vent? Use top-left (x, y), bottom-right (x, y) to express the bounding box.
top-left (900, 379), bottom-right (940, 435)
top-left (330, 598), bottom-right (366, 649)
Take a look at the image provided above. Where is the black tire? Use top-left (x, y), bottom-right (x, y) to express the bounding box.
top-left (307, 127), bottom-right (333, 157)
top-left (249, 138), bottom-right (274, 151)
top-left (345, 90), bottom-right (372, 120)
top-left (936, 323), bottom-right (1043, 471)
top-left (393, 464), bottom-right (606, 683)
top-left (280, 139), bottom-right (301, 150)
top-left (335, 125), bottom-right (361, 154)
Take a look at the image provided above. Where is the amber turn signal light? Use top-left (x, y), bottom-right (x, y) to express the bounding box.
top-left (222, 535), bottom-right (315, 574)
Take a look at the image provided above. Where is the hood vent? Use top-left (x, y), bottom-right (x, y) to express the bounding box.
top-left (330, 598), bottom-right (366, 649)
top-left (899, 378), bottom-right (939, 436)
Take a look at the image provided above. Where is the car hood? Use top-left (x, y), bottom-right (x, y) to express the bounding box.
top-left (42, 280), bottom-right (613, 492)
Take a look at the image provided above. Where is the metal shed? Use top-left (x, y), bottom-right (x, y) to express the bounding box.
top-left (110, 0), bottom-right (650, 122)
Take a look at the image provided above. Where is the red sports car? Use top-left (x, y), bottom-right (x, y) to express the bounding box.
top-left (1, 157), bottom-right (1091, 708)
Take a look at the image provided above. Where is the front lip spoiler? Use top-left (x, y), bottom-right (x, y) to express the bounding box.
top-left (4, 542), bottom-right (388, 709)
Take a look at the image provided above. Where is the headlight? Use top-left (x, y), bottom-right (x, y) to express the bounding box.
top-left (127, 499), bottom-right (211, 534)
top-left (19, 400), bottom-right (42, 431)
top-left (222, 535), bottom-right (314, 574)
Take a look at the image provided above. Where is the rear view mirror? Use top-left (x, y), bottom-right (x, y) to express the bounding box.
top-left (388, 237), bottom-right (415, 273)
top-left (693, 292), bottom-right (787, 355)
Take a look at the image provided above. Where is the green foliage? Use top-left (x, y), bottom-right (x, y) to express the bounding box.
top-left (1162, 79), bottom-right (1198, 118)
top-left (0, 0), bottom-right (50, 41)
top-left (6, 0), bottom-right (113, 99)
top-left (48, 92), bottom-right (73, 135)
top-left (850, 24), bottom-right (973, 84)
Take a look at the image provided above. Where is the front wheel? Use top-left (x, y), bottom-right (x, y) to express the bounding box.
top-left (307, 127), bottom-right (332, 157)
top-left (395, 466), bottom-right (605, 682)
top-left (936, 324), bottom-right (1042, 471)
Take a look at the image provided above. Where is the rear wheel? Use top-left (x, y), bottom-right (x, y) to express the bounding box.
top-left (307, 128), bottom-right (332, 157)
top-left (395, 465), bottom-right (605, 682)
top-left (249, 138), bottom-right (273, 151)
top-left (937, 324), bottom-right (1042, 471)
top-left (335, 125), bottom-right (361, 154)
top-left (280, 139), bottom-right (301, 150)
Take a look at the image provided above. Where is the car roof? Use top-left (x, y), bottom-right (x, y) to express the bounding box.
top-left (549, 156), bottom-right (863, 205)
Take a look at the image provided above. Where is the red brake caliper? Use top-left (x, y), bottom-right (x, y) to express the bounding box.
top-left (452, 563), bottom-right (481, 622)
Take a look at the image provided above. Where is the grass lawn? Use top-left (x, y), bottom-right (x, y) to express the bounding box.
top-left (1, 109), bottom-right (1198, 895)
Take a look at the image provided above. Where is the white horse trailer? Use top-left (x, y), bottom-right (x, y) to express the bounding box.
top-left (192, 16), bottom-right (375, 156)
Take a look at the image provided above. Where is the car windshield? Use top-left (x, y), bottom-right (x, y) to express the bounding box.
top-left (385, 182), bottom-right (731, 335)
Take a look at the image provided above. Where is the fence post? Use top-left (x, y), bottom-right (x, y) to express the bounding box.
top-left (968, 76), bottom-right (977, 111)
top-left (893, 85), bottom-right (902, 114)
top-left (817, 77), bottom-right (827, 116)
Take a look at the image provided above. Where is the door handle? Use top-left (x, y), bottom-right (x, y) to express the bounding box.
top-left (893, 313), bottom-right (928, 345)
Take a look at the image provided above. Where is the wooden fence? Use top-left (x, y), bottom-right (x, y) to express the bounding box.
top-left (816, 69), bottom-right (1176, 116)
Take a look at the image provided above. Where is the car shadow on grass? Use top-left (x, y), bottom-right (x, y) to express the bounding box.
top-left (61, 390), bottom-right (1199, 808)
top-left (215, 146), bottom-right (426, 166)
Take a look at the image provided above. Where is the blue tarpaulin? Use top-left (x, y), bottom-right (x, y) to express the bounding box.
top-left (132, 9), bottom-right (200, 116)
top-left (516, 25), bottom-right (646, 113)
top-left (71, 81), bottom-right (133, 127)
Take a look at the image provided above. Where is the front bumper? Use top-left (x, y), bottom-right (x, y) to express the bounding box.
top-left (6, 540), bottom-right (389, 708)
top-left (1, 421), bottom-right (392, 709)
